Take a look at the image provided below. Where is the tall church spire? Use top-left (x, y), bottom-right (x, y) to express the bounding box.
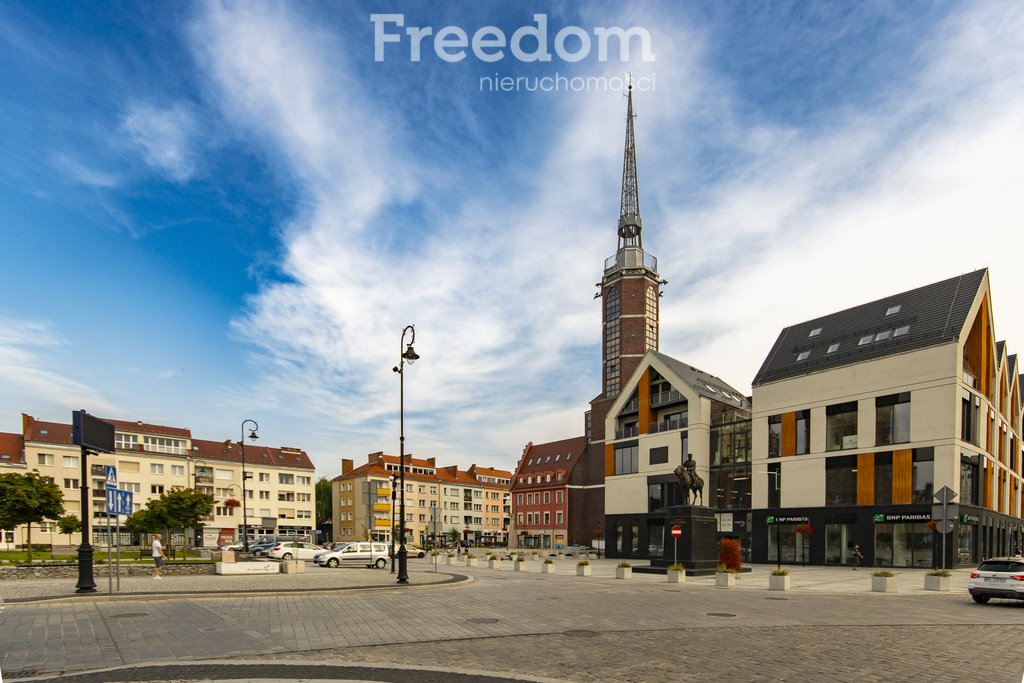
top-left (617, 82), bottom-right (642, 250)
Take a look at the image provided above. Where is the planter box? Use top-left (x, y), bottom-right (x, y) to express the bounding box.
top-left (514, 561), bottom-right (526, 571)
top-left (871, 575), bottom-right (897, 593)
top-left (715, 572), bottom-right (736, 588)
top-left (768, 574), bottom-right (790, 591)
top-left (216, 561), bottom-right (277, 575)
top-left (446, 556), bottom-right (455, 565)
top-left (576, 565), bottom-right (592, 576)
top-left (280, 560), bottom-right (305, 574)
top-left (465, 557), bottom-right (478, 567)
top-left (487, 559), bottom-right (498, 569)
top-left (542, 563), bottom-right (556, 574)
top-left (616, 567), bottom-right (632, 579)
top-left (924, 575), bottom-right (950, 591)
top-left (667, 570), bottom-right (685, 584)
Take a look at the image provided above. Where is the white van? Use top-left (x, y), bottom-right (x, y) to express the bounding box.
top-left (315, 542), bottom-right (388, 568)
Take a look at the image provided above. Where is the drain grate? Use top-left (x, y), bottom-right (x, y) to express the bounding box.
top-left (3, 671), bottom-right (39, 679)
top-left (467, 617), bottom-right (499, 624)
top-left (706, 612), bottom-right (737, 617)
top-left (565, 629), bottom-right (599, 638)
top-left (110, 612), bottom-right (150, 619)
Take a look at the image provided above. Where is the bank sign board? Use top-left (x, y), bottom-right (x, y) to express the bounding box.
top-left (766, 515), bottom-right (809, 525)
top-left (872, 512), bottom-right (931, 523)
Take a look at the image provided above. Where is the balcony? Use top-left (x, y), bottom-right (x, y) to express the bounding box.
top-left (649, 416), bottom-right (688, 434)
top-left (651, 389), bottom-right (685, 408)
top-left (194, 475), bottom-right (213, 484)
top-left (604, 247), bottom-right (657, 274)
top-left (373, 503), bottom-right (391, 512)
top-left (615, 425), bottom-right (639, 440)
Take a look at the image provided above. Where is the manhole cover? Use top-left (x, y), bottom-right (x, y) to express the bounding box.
top-left (110, 612), bottom-right (149, 619)
top-left (706, 612), bottom-right (736, 618)
top-left (467, 617), bottom-right (499, 624)
top-left (565, 630), bottom-right (599, 638)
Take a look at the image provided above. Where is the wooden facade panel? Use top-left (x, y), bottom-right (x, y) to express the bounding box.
top-left (638, 368), bottom-right (651, 435)
top-left (781, 412), bottom-right (796, 457)
top-left (892, 449), bottom-right (913, 505)
top-left (857, 453), bottom-right (875, 506)
top-left (604, 443), bottom-right (615, 477)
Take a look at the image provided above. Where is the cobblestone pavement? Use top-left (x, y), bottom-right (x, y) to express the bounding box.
top-left (1, 559), bottom-right (1022, 682)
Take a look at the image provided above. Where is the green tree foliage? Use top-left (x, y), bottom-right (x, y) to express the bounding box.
top-left (124, 489), bottom-right (213, 558)
top-left (315, 477), bottom-right (332, 529)
top-left (56, 514), bottom-right (83, 546)
top-left (0, 471), bottom-right (65, 563)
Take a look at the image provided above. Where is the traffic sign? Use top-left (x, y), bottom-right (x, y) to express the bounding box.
top-left (933, 485), bottom-right (957, 505)
top-left (104, 465), bottom-right (118, 490)
top-left (671, 525), bottom-right (682, 538)
top-left (936, 519), bottom-right (955, 534)
top-left (931, 504), bottom-right (959, 521)
top-left (105, 489), bottom-right (133, 516)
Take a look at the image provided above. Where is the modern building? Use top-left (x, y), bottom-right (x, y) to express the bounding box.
top-left (508, 436), bottom-right (588, 549)
top-left (1, 413), bottom-right (316, 548)
top-left (333, 453), bottom-right (511, 548)
top-left (751, 268), bottom-right (1023, 568)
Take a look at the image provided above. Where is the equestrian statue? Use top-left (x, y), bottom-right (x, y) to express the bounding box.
top-left (673, 454), bottom-right (704, 506)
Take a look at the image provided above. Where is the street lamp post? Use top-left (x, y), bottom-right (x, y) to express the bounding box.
top-left (191, 459), bottom-right (207, 547)
top-left (389, 474), bottom-right (397, 574)
top-left (392, 324), bottom-right (420, 584)
top-left (240, 419), bottom-right (259, 551)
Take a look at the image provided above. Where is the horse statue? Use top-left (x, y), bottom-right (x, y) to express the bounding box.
top-left (673, 455), bottom-right (704, 507)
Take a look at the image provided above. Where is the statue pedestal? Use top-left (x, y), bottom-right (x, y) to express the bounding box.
top-left (653, 506), bottom-right (718, 576)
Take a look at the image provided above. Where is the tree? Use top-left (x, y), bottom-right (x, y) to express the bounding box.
top-left (315, 477), bottom-right (332, 530)
top-left (0, 471), bottom-right (65, 563)
top-left (124, 489), bottom-right (213, 559)
top-left (56, 514), bottom-right (83, 547)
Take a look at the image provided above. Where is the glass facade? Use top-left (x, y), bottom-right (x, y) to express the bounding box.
top-left (768, 415), bottom-right (782, 458)
top-left (825, 523), bottom-right (855, 565)
top-left (876, 393), bottom-right (911, 445)
top-left (873, 522), bottom-right (933, 567)
top-left (825, 455), bottom-right (857, 505)
top-left (826, 402), bottom-right (858, 451)
top-left (647, 520), bottom-right (663, 557)
top-left (710, 465), bottom-right (751, 510)
top-left (912, 449), bottom-right (934, 504)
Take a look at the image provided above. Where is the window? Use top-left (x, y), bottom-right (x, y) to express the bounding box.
top-left (767, 463), bottom-right (780, 509)
top-left (63, 478), bottom-right (79, 489)
top-left (712, 419), bottom-right (752, 465)
top-left (809, 327), bottom-right (822, 337)
top-left (893, 325), bottom-right (910, 337)
top-left (171, 465), bottom-right (184, 476)
top-left (827, 343), bottom-right (840, 354)
top-left (38, 453), bottom-right (55, 466)
top-left (543, 512), bottom-right (550, 525)
top-left (297, 475), bottom-right (311, 485)
top-left (115, 433), bottom-right (138, 450)
top-left (259, 490), bottom-right (270, 500)
top-left (876, 393), bottom-right (910, 445)
top-left (605, 286), bottom-right (621, 320)
top-left (543, 491), bottom-right (550, 503)
top-left (143, 436), bottom-right (186, 455)
top-left (912, 448), bottom-right (934, 504)
top-left (961, 393), bottom-right (981, 445)
top-left (875, 330), bottom-right (891, 342)
top-left (606, 362), bottom-right (620, 397)
top-left (278, 474), bottom-right (294, 485)
top-left (858, 335), bottom-right (873, 346)
top-left (796, 350), bottom-right (810, 361)
top-left (825, 455), bottom-right (857, 505)
top-left (517, 494), bottom-right (523, 505)
top-left (645, 287), bottom-right (658, 350)
top-left (710, 465), bottom-right (751, 509)
top-left (555, 490), bottom-right (563, 503)
top-left (556, 511), bottom-right (563, 525)
top-left (874, 452), bottom-right (892, 505)
top-left (151, 484), bottom-right (164, 494)
top-left (649, 446), bottom-right (668, 465)
top-left (614, 443), bottom-right (639, 475)
top-left (826, 402), bottom-right (858, 451)
top-left (215, 469), bottom-right (233, 480)
top-left (120, 482), bottom-right (141, 493)
top-left (768, 415), bottom-right (782, 458)
top-left (795, 410), bottom-right (810, 455)
top-left (960, 456), bottom-right (979, 506)
top-left (296, 510), bottom-right (312, 519)
top-left (259, 472), bottom-right (270, 482)
top-left (886, 305), bottom-right (901, 316)
top-left (150, 463), bottom-right (164, 474)
top-left (63, 455), bottom-right (79, 468)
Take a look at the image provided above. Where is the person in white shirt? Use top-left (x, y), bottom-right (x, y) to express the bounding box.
top-left (152, 533), bottom-right (168, 579)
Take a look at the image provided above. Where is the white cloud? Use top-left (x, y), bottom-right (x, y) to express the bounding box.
top-left (121, 102), bottom-right (200, 182)
top-left (0, 317), bottom-right (120, 423)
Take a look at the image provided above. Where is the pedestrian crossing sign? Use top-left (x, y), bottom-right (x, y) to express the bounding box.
top-left (104, 465), bottom-right (117, 490)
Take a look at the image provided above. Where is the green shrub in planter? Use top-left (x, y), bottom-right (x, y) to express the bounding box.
top-left (543, 558), bottom-right (554, 564)
top-left (617, 561), bottom-right (632, 568)
top-left (770, 568), bottom-right (790, 576)
top-left (577, 559), bottom-right (590, 566)
top-left (872, 569), bottom-right (895, 577)
top-left (926, 569), bottom-right (951, 577)
top-left (667, 564), bottom-right (685, 572)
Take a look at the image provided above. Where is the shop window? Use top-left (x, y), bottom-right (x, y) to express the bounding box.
top-left (631, 523), bottom-right (640, 554)
top-left (615, 522), bottom-right (623, 553)
top-left (876, 393), bottom-right (911, 446)
top-left (825, 523), bottom-right (856, 565)
top-left (825, 455), bottom-right (857, 505)
top-left (826, 402), bottom-right (858, 451)
top-left (647, 520), bottom-right (664, 557)
top-left (873, 522), bottom-right (933, 567)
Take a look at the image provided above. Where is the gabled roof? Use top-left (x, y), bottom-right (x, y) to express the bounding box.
top-left (511, 436), bottom-right (588, 487)
top-left (753, 268), bottom-right (988, 386)
top-left (997, 341), bottom-right (1006, 363)
top-left (22, 416), bottom-right (74, 445)
top-left (191, 438), bottom-right (315, 470)
top-left (650, 351), bottom-right (750, 408)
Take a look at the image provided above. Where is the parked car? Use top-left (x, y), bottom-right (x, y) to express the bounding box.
top-left (218, 543), bottom-right (244, 551)
top-left (389, 544), bottom-right (426, 558)
top-left (968, 556), bottom-right (1024, 603)
top-left (267, 541), bottom-right (323, 561)
top-left (316, 542), bottom-right (389, 568)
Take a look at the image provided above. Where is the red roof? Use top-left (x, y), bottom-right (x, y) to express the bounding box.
top-left (511, 436), bottom-right (587, 490)
top-left (0, 432), bottom-right (24, 463)
top-left (190, 438), bottom-right (315, 470)
top-left (100, 418), bottom-right (191, 439)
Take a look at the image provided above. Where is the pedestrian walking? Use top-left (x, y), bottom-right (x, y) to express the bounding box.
top-left (152, 533), bottom-right (168, 579)
top-left (852, 544), bottom-right (864, 570)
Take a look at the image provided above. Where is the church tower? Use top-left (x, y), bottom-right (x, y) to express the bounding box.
top-left (585, 84), bottom-right (664, 446)
top-left (599, 83), bottom-right (663, 401)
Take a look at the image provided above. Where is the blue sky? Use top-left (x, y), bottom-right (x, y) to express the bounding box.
top-left (2, 1), bottom-right (1023, 479)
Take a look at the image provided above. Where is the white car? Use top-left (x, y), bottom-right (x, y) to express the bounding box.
top-left (266, 541), bottom-right (323, 561)
top-left (219, 543), bottom-right (244, 551)
top-left (968, 556), bottom-right (1024, 603)
top-left (315, 542), bottom-right (389, 568)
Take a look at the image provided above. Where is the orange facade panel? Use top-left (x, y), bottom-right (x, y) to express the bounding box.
top-left (604, 443), bottom-right (615, 477)
top-left (892, 449), bottom-right (913, 505)
top-left (857, 453), bottom-right (875, 506)
top-left (638, 368), bottom-right (651, 435)
top-left (781, 412), bottom-right (796, 457)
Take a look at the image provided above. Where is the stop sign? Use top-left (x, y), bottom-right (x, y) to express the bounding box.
top-left (671, 525), bottom-right (682, 538)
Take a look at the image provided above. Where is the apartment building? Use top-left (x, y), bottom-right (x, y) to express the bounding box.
top-left (751, 268), bottom-right (1023, 568)
top-left (333, 453), bottom-right (511, 547)
top-left (1, 414), bottom-right (316, 548)
top-left (509, 436), bottom-right (588, 550)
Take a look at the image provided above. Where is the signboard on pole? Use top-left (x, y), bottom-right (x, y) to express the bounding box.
top-left (104, 465), bottom-right (117, 490)
top-left (671, 525), bottom-right (682, 538)
top-left (105, 489), bottom-right (133, 516)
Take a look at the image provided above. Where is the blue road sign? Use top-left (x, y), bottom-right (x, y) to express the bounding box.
top-left (105, 489), bottom-right (133, 516)
top-left (104, 465), bottom-right (117, 490)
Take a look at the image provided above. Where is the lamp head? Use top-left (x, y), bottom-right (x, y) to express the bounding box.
top-left (248, 430), bottom-right (259, 441)
top-left (402, 344), bottom-right (420, 364)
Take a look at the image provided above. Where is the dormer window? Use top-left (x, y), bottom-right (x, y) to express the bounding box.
top-left (893, 325), bottom-right (910, 337)
top-left (796, 351), bottom-right (810, 361)
top-left (886, 305), bottom-right (901, 316)
top-left (827, 343), bottom-right (840, 353)
top-left (875, 330), bottom-right (891, 342)
top-left (809, 327), bottom-right (822, 337)
top-left (859, 335), bottom-right (873, 346)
